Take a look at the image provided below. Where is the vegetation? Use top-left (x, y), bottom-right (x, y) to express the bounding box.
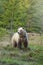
top-left (0, 34), bottom-right (43, 65)
top-left (0, 44), bottom-right (43, 65)
top-left (0, 0), bottom-right (43, 65)
top-left (0, 0), bottom-right (43, 33)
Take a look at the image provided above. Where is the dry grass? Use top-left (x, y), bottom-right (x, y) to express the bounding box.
top-left (0, 33), bottom-right (43, 65)
top-left (0, 33), bottom-right (43, 47)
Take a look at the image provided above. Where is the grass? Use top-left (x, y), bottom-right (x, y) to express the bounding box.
top-left (0, 44), bottom-right (43, 65)
top-left (0, 33), bottom-right (43, 65)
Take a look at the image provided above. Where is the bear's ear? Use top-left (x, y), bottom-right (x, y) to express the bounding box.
top-left (23, 27), bottom-right (26, 30)
top-left (23, 27), bottom-right (24, 29)
top-left (22, 27), bottom-right (24, 29)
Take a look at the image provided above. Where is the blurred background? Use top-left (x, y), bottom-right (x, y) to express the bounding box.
top-left (0, 0), bottom-right (43, 46)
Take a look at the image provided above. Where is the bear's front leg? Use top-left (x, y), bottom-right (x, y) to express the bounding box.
top-left (13, 41), bottom-right (17, 47)
top-left (17, 39), bottom-right (22, 49)
top-left (23, 38), bottom-right (28, 48)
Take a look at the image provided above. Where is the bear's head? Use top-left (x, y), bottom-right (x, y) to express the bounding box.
top-left (18, 27), bottom-right (26, 37)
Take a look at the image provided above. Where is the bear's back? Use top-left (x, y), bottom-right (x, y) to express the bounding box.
top-left (11, 32), bottom-right (20, 44)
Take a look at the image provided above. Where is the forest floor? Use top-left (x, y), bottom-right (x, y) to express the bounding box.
top-left (0, 33), bottom-right (43, 65)
top-left (0, 44), bottom-right (43, 65)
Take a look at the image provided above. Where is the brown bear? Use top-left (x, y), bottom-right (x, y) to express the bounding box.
top-left (11, 27), bottom-right (28, 49)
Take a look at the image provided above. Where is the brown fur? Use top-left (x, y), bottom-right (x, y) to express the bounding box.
top-left (15, 37), bottom-right (28, 49)
top-left (12, 27), bottom-right (28, 49)
top-left (18, 38), bottom-right (28, 49)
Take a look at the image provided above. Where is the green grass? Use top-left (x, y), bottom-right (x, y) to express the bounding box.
top-left (0, 44), bottom-right (43, 65)
top-left (0, 33), bottom-right (43, 65)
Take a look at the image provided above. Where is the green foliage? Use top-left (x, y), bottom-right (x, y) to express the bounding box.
top-left (0, 27), bottom-right (8, 36)
top-left (0, 0), bottom-right (43, 33)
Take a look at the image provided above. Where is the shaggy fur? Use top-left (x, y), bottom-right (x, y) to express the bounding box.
top-left (11, 27), bottom-right (28, 49)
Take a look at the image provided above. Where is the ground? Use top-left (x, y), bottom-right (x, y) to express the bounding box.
top-left (0, 44), bottom-right (43, 65)
top-left (0, 33), bottom-right (43, 65)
